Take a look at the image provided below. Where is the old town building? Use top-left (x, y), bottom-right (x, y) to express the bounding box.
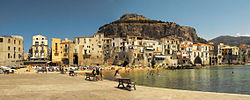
top-left (0, 35), bottom-right (23, 66)
top-left (29, 35), bottom-right (48, 60)
top-left (191, 43), bottom-right (210, 65)
top-left (74, 33), bottom-right (105, 66)
top-left (217, 43), bottom-right (239, 64)
top-left (51, 38), bottom-right (74, 65)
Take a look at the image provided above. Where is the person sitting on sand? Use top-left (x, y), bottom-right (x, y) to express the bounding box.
top-left (114, 70), bottom-right (121, 80)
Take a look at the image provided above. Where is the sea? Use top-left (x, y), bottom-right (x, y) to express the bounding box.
top-left (103, 65), bottom-right (250, 95)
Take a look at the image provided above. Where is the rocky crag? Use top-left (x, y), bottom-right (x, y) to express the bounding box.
top-left (98, 14), bottom-right (206, 43)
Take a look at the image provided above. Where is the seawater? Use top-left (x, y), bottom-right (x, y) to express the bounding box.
top-left (103, 65), bottom-right (250, 95)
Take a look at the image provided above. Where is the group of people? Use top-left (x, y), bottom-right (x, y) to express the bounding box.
top-left (91, 67), bottom-right (103, 81)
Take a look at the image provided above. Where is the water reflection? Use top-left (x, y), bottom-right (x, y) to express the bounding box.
top-left (103, 65), bottom-right (250, 95)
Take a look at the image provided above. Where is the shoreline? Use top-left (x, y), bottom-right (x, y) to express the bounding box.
top-left (1, 73), bottom-right (250, 100)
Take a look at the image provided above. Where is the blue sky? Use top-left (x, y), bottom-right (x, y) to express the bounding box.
top-left (1, 0), bottom-right (250, 53)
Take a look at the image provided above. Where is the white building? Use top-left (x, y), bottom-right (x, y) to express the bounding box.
top-left (30, 35), bottom-right (48, 60)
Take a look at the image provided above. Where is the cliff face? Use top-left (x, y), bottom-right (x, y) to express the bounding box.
top-left (98, 14), bottom-right (204, 42)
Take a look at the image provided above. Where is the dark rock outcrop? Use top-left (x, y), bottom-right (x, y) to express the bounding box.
top-left (98, 14), bottom-right (206, 42)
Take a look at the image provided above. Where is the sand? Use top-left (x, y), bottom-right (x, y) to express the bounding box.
top-left (1, 73), bottom-right (250, 100)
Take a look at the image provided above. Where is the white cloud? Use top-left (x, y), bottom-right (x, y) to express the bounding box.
top-left (235, 33), bottom-right (250, 37)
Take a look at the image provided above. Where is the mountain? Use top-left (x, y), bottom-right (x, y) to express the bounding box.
top-left (209, 36), bottom-right (250, 46)
top-left (98, 14), bottom-right (207, 43)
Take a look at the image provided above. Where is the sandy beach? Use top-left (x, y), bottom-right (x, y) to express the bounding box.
top-left (1, 73), bottom-right (250, 100)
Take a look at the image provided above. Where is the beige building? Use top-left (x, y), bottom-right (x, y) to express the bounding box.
top-left (74, 33), bottom-right (105, 66)
top-left (207, 42), bottom-right (217, 65)
top-left (217, 43), bottom-right (239, 64)
top-left (179, 41), bottom-right (193, 65)
top-left (161, 38), bottom-right (180, 66)
top-left (191, 43), bottom-right (210, 65)
top-left (51, 38), bottom-right (74, 65)
top-left (179, 41), bottom-right (210, 65)
top-left (162, 38), bottom-right (179, 55)
top-left (0, 35), bottom-right (24, 66)
top-left (30, 35), bottom-right (48, 60)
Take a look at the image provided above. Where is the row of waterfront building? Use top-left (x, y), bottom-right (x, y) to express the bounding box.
top-left (0, 34), bottom-right (249, 67)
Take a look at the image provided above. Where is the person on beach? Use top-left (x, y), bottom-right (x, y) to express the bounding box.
top-left (96, 67), bottom-right (100, 80)
top-left (114, 70), bottom-right (121, 80)
top-left (92, 69), bottom-right (97, 81)
top-left (100, 68), bottom-right (103, 81)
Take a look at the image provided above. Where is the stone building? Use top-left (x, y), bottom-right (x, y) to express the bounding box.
top-left (74, 33), bottom-right (105, 66)
top-left (217, 43), bottom-right (239, 64)
top-left (161, 38), bottom-right (180, 66)
top-left (107, 36), bottom-right (181, 67)
top-left (207, 42), bottom-right (217, 65)
top-left (51, 38), bottom-right (74, 65)
top-left (239, 44), bottom-right (250, 64)
top-left (29, 35), bottom-right (48, 60)
top-left (179, 41), bottom-right (210, 65)
top-left (0, 35), bottom-right (23, 66)
top-left (179, 41), bottom-right (193, 65)
top-left (191, 43), bottom-right (210, 65)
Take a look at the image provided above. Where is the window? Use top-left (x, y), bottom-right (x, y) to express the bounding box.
top-left (42, 38), bottom-right (44, 40)
top-left (35, 41), bottom-right (39, 45)
top-left (8, 53), bottom-right (10, 58)
top-left (41, 41), bottom-right (44, 44)
top-left (8, 39), bottom-right (10, 43)
top-left (14, 47), bottom-right (16, 51)
top-left (0, 38), bottom-right (3, 42)
top-left (14, 54), bottom-right (15, 58)
top-left (19, 40), bottom-right (21, 45)
top-left (55, 43), bottom-right (58, 52)
top-left (8, 46), bottom-right (10, 50)
top-left (64, 49), bottom-right (68, 53)
top-left (36, 38), bottom-right (38, 40)
top-left (14, 40), bottom-right (16, 44)
top-left (19, 48), bottom-right (21, 51)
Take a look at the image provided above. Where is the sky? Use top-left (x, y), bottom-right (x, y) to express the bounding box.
top-left (1, 0), bottom-right (250, 53)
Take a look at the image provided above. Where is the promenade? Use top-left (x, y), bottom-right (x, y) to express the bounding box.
top-left (1, 73), bottom-right (250, 100)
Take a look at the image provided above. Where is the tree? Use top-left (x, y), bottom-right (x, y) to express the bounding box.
top-left (122, 57), bottom-right (129, 67)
